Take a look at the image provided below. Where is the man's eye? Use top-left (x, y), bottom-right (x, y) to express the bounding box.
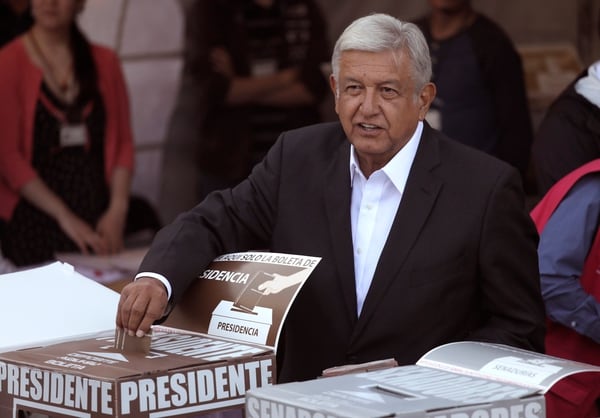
top-left (381, 87), bottom-right (398, 98)
top-left (345, 85), bottom-right (362, 94)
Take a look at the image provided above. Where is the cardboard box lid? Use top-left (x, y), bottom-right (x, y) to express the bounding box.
top-left (0, 328), bottom-right (273, 381)
top-left (246, 365), bottom-right (543, 418)
top-left (0, 327), bottom-right (277, 417)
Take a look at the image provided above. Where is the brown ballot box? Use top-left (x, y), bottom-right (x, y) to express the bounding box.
top-left (0, 251), bottom-right (321, 417)
top-left (0, 327), bottom-right (275, 417)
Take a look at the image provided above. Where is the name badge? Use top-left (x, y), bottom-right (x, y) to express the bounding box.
top-left (251, 59), bottom-right (277, 76)
top-left (60, 123), bottom-right (87, 147)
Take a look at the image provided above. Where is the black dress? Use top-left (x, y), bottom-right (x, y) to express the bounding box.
top-left (1, 82), bottom-right (108, 266)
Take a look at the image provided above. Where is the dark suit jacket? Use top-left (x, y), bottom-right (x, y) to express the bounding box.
top-left (140, 121), bottom-right (546, 383)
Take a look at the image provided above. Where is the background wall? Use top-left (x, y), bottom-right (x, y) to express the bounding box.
top-left (78, 0), bottom-right (600, 225)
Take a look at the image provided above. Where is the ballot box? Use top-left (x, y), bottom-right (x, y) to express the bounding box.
top-left (0, 327), bottom-right (275, 417)
top-left (246, 341), bottom-right (600, 418)
top-left (0, 252), bottom-right (321, 417)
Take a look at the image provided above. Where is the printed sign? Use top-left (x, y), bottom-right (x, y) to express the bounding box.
top-left (164, 251), bottom-right (321, 349)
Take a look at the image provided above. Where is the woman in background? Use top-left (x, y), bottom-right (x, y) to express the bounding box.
top-left (0, 0), bottom-right (135, 267)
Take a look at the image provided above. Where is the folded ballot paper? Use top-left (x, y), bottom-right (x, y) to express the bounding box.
top-left (0, 261), bottom-right (120, 353)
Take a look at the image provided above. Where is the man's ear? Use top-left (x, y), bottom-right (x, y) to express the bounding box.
top-left (329, 74), bottom-right (340, 114)
top-left (418, 82), bottom-right (436, 121)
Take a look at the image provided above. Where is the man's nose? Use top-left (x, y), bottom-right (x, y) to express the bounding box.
top-left (359, 90), bottom-right (380, 115)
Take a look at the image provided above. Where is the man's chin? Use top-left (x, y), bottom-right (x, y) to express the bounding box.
top-left (438, 7), bottom-right (466, 16)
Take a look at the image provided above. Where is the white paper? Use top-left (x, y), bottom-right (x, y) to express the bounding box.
top-left (417, 341), bottom-right (600, 392)
top-left (55, 246), bottom-right (148, 284)
top-left (0, 261), bottom-right (120, 352)
top-left (56, 246), bottom-right (148, 272)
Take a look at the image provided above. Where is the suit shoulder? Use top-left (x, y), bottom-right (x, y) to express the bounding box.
top-left (280, 122), bottom-right (346, 148)
top-left (283, 121), bottom-right (344, 138)
top-left (270, 122), bottom-right (347, 167)
top-left (434, 130), bottom-right (516, 179)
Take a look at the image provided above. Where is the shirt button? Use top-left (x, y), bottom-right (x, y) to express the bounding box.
top-left (571, 321), bottom-right (577, 328)
top-left (357, 248), bottom-right (362, 254)
top-left (366, 204), bottom-right (373, 210)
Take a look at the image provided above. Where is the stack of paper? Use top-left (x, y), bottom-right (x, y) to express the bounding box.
top-left (0, 261), bottom-right (120, 352)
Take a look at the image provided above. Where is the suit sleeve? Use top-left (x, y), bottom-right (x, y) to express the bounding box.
top-left (136, 130), bottom-right (284, 303)
top-left (471, 165), bottom-right (546, 352)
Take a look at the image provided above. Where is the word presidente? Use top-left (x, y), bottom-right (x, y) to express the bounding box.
top-left (0, 358), bottom-right (273, 415)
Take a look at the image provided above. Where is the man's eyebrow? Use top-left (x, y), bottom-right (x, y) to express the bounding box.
top-left (341, 77), bottom-right (401, 86)
top-left (341, 77), bottom-right (362, 84)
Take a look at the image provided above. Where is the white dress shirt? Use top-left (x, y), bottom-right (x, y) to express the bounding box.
top-left (350, 121), bottom-right (422, 315)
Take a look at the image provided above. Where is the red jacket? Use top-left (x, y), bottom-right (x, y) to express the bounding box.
top-left (0, 36), bottom-right (134, 221)
top-left (530, 158), bottom-right (600, 418)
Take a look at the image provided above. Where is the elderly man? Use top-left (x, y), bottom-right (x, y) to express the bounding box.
top-left (117, 13), bottom-right (545, 384)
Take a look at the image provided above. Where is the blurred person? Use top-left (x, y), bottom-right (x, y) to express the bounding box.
top-left (530, 159), bottom-right (600, 418)
top-left (532, 60), bottom-right (600, 195)
top-left (184, 0), bottom-right (331, 201)
top-left (116, 13), bottom-right (545, 385)
top-left (0, 0), bottom-right (32, 48)
top-left (414, 0), bottom-right (534, 189)
top-left (0, 0), bottom-right (135, 267)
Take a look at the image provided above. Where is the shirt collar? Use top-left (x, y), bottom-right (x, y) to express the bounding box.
top-left (349, 121), bottom-right (423, 194)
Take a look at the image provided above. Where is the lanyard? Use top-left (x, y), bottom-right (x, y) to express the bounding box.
top-left (28, 30), bottom-right (77, 103)
top-left (39, 91), bottom-right (94, 150)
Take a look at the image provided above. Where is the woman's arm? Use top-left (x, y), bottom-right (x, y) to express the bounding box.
top-left (21, 177), bottom-right (107, 254)
top-left (96, 166), bottom-right (131, 253)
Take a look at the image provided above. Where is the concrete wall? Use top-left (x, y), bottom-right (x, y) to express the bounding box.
top-left (78, 0), bottom-right (185, 221)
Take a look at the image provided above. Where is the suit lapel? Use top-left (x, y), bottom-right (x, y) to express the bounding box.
top-left (352, 125), bottom-right (444, 339)
top-left (324, 140), bottom-right (358, 324)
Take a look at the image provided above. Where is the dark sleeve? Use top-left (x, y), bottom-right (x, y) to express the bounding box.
top-left (137, 131), bottom-right (284, 303)
top-left (538, 175), bottom-right (600, 343)
top-left (297, 0), bottom-right (331, 103)
top-left (471, 164), bottom-right (546, 352)
top-left (182, 0), bottom-right (232, 107)
top-left (469, 15), bottom-right (533, 180)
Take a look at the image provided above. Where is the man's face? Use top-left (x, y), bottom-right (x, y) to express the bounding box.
top-left (428, 0), bottom-right (470, 14)
top-left (330, 49), bottom-right (434, 173)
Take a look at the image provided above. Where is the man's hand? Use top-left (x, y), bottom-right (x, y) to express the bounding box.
top-left (116, 277), bottom-right (169, 337)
